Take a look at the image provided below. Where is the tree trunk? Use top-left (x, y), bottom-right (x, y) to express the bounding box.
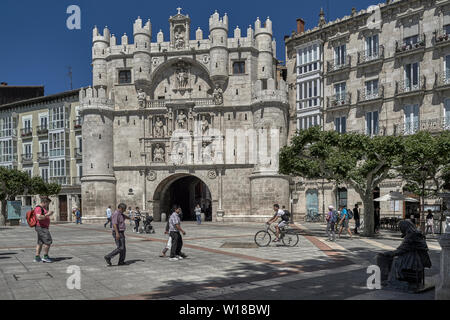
top-left (362, 194), bottom-right (375, 237)
top-left (0, 200), bottom-right (7, 226)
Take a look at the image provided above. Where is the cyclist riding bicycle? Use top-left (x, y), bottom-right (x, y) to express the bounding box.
top-left (266, 204), bottom-right (289, 242)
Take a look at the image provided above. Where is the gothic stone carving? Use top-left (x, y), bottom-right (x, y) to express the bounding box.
top-left (137, 89), bottom-right (147, 109)
top-left (213, 85), bottom-right (223, 105)
top-left (176, 110), bottom-right (188, 129)
top-left (153, 144), bottom-right (165, 163)
top-left (154, 116), bottom-right (165, 138)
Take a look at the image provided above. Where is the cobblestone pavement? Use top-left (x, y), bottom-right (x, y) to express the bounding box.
top-left (0, 221), bottom-right (441, 300)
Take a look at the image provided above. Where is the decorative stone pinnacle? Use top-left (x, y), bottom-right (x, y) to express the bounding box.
top-left (177, 7), bottom-right (182, 15)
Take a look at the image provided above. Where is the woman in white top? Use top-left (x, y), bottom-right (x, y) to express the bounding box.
top-left (194, 204), bottom-right (202, 225)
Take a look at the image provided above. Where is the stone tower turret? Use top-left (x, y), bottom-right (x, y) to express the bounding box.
top-left (209, 11), bottom-right (229, 87)
top-left (255, 17), bottom-right (274, 80)
top-left (80, 87), bottom-right (116, 219)
top-left (133, 17), bottom-right (152, 83)
top-left (92, 26), bottom-right (110, 88)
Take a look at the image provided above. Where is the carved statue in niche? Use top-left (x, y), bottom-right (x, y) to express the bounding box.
top-left (174, 26), bottom-right (185, 49)
top-left (173, 141), bottom-right (188, 165)
top-left (137, 89), bottom-right (147, 108)
top-left (175, 62), bottom-right (189, 89)
top-left (153, 144), bottom-right (165, 163)
top-left (176, 110), bottom-right (188, 129)
top-left (154, 116), bottom-right (165, 138)
top-left (201, 115), bottom-right (209, 135)
top-left (202, 141), bottom-right (215, 163)
top-left (213, 85), bottom-right (223, 105)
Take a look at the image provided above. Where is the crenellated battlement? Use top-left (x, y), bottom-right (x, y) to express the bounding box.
top-left (133, 16), bottom-right (152, 37)
top-left (209, 10), bottom-right (229, 32)
top-left (255, 17), bottom-right (273, 36)
top-left (253, 78), bottom-right (288, 104)
top-left (92, 26), bottom-right (110, 45)
top-left (79, 86), bottom-right (114, 110)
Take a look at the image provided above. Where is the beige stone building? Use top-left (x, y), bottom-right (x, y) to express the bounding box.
top-left (285, 0), bottom-right (449, 220)
top-left (80, 9), bottom-right (290, 222)
top-left (0, 90), bottom-right (83, 222)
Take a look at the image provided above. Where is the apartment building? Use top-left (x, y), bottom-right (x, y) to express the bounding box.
top-left (285, 0), bottom-right (449, 219)
top-left (0, 89), bottom-right (83, 222)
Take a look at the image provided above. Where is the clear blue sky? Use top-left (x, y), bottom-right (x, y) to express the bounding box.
top-left (0, 0), bottom-right (377, 95)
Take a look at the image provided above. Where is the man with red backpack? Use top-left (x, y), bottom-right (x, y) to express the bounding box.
top-left (32, 197), bottom-right (54, 263)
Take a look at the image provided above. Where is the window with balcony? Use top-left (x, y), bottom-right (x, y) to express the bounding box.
top-left (334, 44), bottom-right (347, 67)
top-left (40, 115), bottom-right (48, 129)
top-left (297, 44), bottom-right (320, 75)
top-left (404, 62), bottom-right (420, 91)
top-left (119, 70), bottom-right (132, 84)
top-left (233, 61), bottom-right (245, 74)
top-left (0, 117), bottom-right (15, 138)
top-left (365, 34), bottom-right (379, 60)
top-left (366, 111), bottom-right (379, 136)
top-left (335, 116), bottom-right (347, 133)
top-left (49, 106), bottom-right (65, 130)
top-left (23, 143), bottom-right (32, 157)
top-left (335, 82), bottom-right (346, 102)
top-left (365, 79), bottom-right (379, 100)
top-left (404, 104), bottom-right (419, 135)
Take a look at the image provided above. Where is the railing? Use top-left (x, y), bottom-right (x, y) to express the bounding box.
top-left (21, 153), bottom-right (33, 163)
top-left (434, 71), bottom-right (450, 88)
top-left (0, 154), bottom-right (18, 163)
top-left (49, 149), bottom-right (67, 158)
top-left (357, 46), bottom-right (384, 65)
top-left (73, 117), bottom-right (82, 130)
top-left (327, 56), bottom-right (351, 73)
top-left (395, 34), bottom-right (426, 54)
top-left (49, 177), bottom-right (67, 185)
top-left (148, 97), bottom-right (216, 108)
top-left (358, 86), bottom-right (384, 102)
top-left (74, 148), bottom-right (82, 159)
top-left (394, 118), bottom-right (450, 135)
top-left (395, 76), bottom-right (426, 95)
top-left (37, 125), bottom-right (48, 135)
top-left (20, 128), bottom-right (32, 138)
top-left (327, 93), bottom-right (351, 109)
top-left (72, 177), bottom-right (81, 185)
top-left (38, 152), bottom-right (49, 161)
top-left (434, 29), bottom-right (450, 45)
top-left (0, 129), bottom-right (17, 138)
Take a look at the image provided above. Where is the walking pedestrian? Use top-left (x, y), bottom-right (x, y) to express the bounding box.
top-left (159, 220), bottom-right (172, 257)
top-left (194, 204), bottom-right (202, 225)
top-left (325, 206), bottom-right (337, 241)
top-left (374, 207), bottom-right (381, 233)
top-left (134, 207), bottom-right (142, 233)
top-left (104, 205), bottom-right (112, 228)
top-left (75, 207), bottom-right (82, 224)
top-left (104, 203), bottom-right (135, 266)
top-left (353, 204), bottom-right (360, 234)
top-left (338, 205), bottom-right (353, 239)
top-left (169, 207), bottom-right (187, 261)
top-left (33, 197), bottom-right (55, 263)
top-left (426, 210), bottom-right (434, 235)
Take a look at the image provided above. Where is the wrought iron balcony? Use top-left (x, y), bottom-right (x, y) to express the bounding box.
top-left (434, 71), bottom-right (450, 90)
top-left (21, 153), bottom-right (33, 164)
top-left (395, 34), bottom-right (426, 57)
top-left (357, 86), bottom-right (384, 104)
top-left (326, 56), bottom-right (351, 75)
top-left (357, 46), bottom-right (384, 65)
top-left (327, 93), bottom-right (352, 110)
top-left (395, 76), bottom-right (426, 97)
top-left (73, 117), bottom-right (82, 130)
top-left (20, 128), bottom-right (33, 138)
top-left (394, 118), bottom-right (450, 136)
top-left (38, 152), bottom-right (49, 162)
top-left (434, 29), bottom-right (450, 47)
top-left (37, 125), bottom-right (48, 136)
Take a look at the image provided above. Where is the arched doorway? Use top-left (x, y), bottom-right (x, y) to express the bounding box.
top-left (153, 174), bottom-right (213, 221)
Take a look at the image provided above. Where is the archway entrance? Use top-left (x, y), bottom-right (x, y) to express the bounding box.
top-left (155, 175), bottom-right (212, 221)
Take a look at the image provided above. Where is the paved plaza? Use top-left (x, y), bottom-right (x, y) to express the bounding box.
top-left (0, 221), bottom-right (442, 300)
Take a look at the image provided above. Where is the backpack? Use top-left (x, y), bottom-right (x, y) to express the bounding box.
top-left (347, 209), bottom-right (353, 220)
top-left (26, 205), bottom-right (43, 228)
top-left (282, 210), bottom-right (291, 222)
top-left (331, 210), bottom-right (339, 223)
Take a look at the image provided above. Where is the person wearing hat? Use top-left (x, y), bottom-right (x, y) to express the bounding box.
top-left (325, 205), bottom-right (337, 242)
top-left (34, 197), bottom-right (55, 263)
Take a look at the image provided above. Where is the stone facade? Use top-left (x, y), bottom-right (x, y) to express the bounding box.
top-left (80, 9), bottom-right (290, 222)
top-left (285, 0), bottom-right (448, 220)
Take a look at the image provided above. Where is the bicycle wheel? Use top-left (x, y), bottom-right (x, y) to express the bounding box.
top-left (282, 232), bottom-right (299, 247)
top-left (254, 230), bottom-right (271, 247)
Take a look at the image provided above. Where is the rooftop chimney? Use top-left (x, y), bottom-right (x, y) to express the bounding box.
top-left (296, 18), bottom-right (305, 34)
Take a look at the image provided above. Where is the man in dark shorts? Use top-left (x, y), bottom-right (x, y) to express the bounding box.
top-left (34, 197), bottom-right (55, 263)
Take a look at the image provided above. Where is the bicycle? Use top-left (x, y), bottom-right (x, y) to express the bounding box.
top-left (254, 223), bottom-right (300, 247)
top-left (305, 210), bottom-right (322, 223)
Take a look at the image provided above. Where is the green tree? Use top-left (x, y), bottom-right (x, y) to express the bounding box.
top-left (0, 168), bottom-right (61, 226)
top-left (398, 131), bottom-right (450, 232)
top-left (280, 127), bottom-right (403, 237)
